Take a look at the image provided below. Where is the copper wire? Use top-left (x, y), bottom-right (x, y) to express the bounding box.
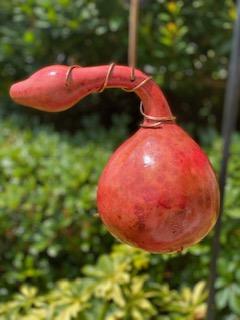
top-left (65, 63), bottom-right (175, 128)
top-left (98, 63), bottom-right (115, 93)
top-left (139, 102), bottom-right (176, 128)
top-left (97, 63), bottom-right (152, 93)
top-left (65, 65), bottom-right (82, 87)
top-left (123, 76), bottom-right (152, 92)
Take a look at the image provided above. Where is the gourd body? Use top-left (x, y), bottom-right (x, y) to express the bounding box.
top-left (97, 124), bottom-right (219, 253)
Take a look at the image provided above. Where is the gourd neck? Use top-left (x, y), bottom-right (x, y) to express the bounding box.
top-left (70, 64), bottom-right (172, 118)
top-left (10, 64), bottom-right (173, 123)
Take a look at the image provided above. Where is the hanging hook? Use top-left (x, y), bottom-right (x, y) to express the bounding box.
top-left (128, 0), bottom-right (140, 81)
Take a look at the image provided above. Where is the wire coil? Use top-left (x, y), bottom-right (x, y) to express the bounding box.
top-left (140, 102), bottom-right (176, 128)
top-left (65, 65), bottom-right (82, 87)
top-left (98, 63), bottom-right (116, 92)
top-left (65, 63), bottom-right (176, 128)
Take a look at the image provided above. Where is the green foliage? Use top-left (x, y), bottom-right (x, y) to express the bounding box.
top-left (207, 135), bottom-right (240, 319)
top-left (0, 244), bottom-right (207, 320)
top-left (0, 114), bottom-right (129, 293)
top-left (0, 0), bottom-right (235, 85)
top-left (0, 114), bottom-right (239, 319)
top-left (0, 0), bottom-right (237, 130)
top-left (0, 0), bottom-right (127, 91)
top-left (0, 1), bottom-right (239, 318)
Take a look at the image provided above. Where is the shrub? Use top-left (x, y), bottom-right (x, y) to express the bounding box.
top-left (0, 244), bottom-right (207, 320)
top-left (0, 0), bottom-right (237, 131)
top-left (0, 113), bottom-right (239, 318)
top-left (0, 114), bottom-right (129, 294)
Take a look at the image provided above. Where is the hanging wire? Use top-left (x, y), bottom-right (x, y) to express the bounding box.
top-left (128, 0), bottom-right (140, 81)
top-left (127, 0), bottom-right (176, 127)
top-left (206, 1), bottom-right (240, 319)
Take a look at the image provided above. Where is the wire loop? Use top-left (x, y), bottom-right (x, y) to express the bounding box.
top-left (98, 63), bottom-right (115, 93)
top-left (97, 63), bottom-right (152, 93)
top-left (139, 102), bottom-right (176, 128)
top-left (65, 63), bottom-right (151, 93)
top-left (65, 65), bottom-right (82, 87)
top-left (65, 63), bottom-right (175, 128)
top-left (123, 76), bottom-right (152, 92)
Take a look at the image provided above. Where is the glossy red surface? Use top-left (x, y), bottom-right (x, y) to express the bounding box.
top-left (97, 125), bottom-right (219, 253)
top-left (9, 64), bottom-right (220, 253)
top-left (9, 64), bottom-right (172, 118)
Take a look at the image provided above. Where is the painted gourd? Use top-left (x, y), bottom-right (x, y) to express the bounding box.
top-left (10, 64), bottom-right (220, 253)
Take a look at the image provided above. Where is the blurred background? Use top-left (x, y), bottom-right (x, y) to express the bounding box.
top-left (0, 0), bottom-right (239, 319)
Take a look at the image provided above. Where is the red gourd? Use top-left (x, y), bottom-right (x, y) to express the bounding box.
top-left (10, 64), bottom-right (220, 253)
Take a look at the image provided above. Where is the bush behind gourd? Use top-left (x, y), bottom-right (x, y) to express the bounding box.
top-left (0, 114), bottom-right (240, 318)
top-left (0, 114), bottom-right (129, 294)
top-left (0, 0), bottom-right (237, 132)
top-left (0, 244), bottom-right (208, 320)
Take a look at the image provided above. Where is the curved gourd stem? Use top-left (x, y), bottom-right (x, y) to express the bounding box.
top-left (68, 65), bottom-right (172, 117)
top-left (10, 64), bottom-right (173, 126)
